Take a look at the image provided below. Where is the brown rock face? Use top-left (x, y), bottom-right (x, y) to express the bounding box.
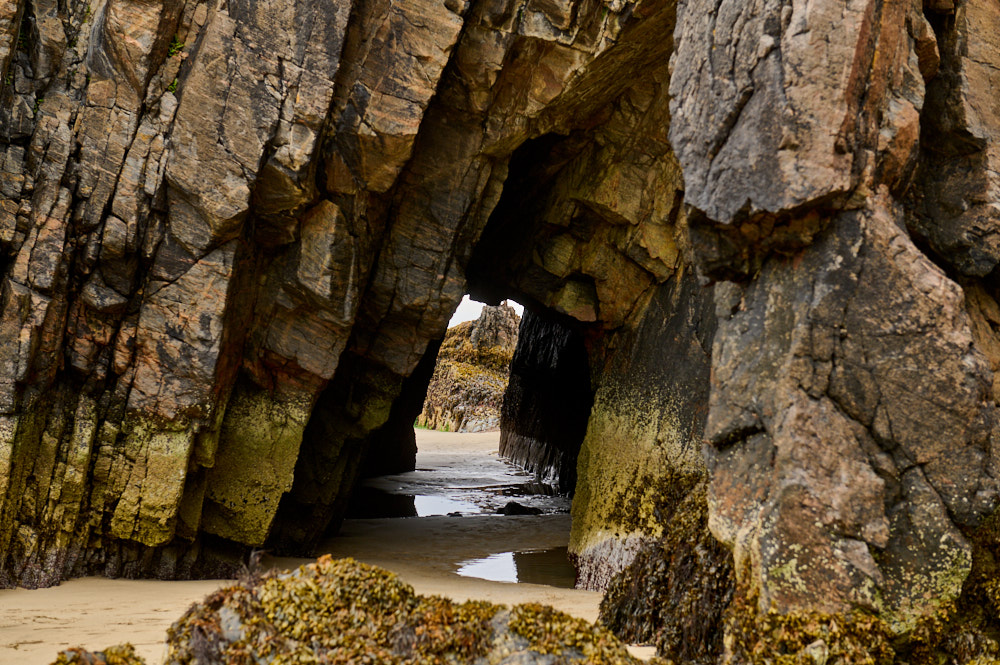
top-left (671, 0), bottom-right (1000, 657)
top-left (0, 0), bottom-right (688, 580)
top-left (3, 0), bottom-right (1000, 659)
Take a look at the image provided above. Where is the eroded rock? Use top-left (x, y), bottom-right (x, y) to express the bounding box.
top-left (2, 0), bottom-right (1000, 659)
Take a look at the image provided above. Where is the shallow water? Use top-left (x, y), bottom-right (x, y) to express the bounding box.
top-left (456, 546), bottom-right (577, 588)
top-left (0, 431), bottom-right (654, 665)
top-left (344, 432), bottom-right (576, 588)
top-left (347, 446), bottom-right (571, 518)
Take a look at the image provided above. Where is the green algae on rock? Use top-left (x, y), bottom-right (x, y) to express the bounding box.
top-left (720, 592), bottom-right (895, 665)
top-left (164, 555), bottom-right (645, 665)
top-left (599, 482), bottom-right (734, 664)
top-left (570, 270), bottom-right (716, 591)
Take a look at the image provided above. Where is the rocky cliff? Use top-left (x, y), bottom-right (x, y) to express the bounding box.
top-left (3, 0), bottom-right (1000, 661)
top-left (416, 302), bottom-right (519, 433)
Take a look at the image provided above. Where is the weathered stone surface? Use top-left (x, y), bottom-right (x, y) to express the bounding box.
top-left (498, 309), bottom-right (592, 493)
top-left (706, 192), bottom-right (995, 633)
top-left (571, 269), bottom-right (715, 591)
top-left (910, 3), bottom-right (1000, 277)
top-left (663, 0), bottom-right (1000, 657)
top-left (670, 0), bottom-right (926, 225)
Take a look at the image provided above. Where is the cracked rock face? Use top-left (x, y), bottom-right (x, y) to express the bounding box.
top-left (676, 0), bottom-right (1000, 652)
top-left (2, 0), bottom-right (1000, 657)
top-left (0, 0), bottom-right (685, 585)
top-left (707, 194), bottom-right (994, 632)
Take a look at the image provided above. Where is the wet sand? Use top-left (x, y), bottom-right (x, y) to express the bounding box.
top-left (0, 430), bottom-right (653, 664)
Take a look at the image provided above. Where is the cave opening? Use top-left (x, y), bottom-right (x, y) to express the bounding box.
top-left (330, 132), bottom-right (608, 591)
top-left (338, 291), bottom-right (595, 588)
top-left (349, 292), bottom-right (590, 499)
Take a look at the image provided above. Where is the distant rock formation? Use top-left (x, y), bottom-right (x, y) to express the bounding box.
top-left (416, 303), bottom-right (519, 433)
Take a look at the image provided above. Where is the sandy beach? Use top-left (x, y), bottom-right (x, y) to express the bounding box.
top-left (0, 430), bottom-right (652, 664)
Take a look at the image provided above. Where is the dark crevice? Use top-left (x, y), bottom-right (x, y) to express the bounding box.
top-left (465, 131), bottom-right (592, 308)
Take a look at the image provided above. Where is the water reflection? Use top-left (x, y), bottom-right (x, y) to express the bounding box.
top-left (414, 495), bottom-right (477, 516)
top-left (347, 476), bottom-right (569, 518)
top-left (347, 487), bottom-right (480, 518)
top-left (346, 487), bottom-right (416, 518)
top-left (456, 546), bottom-right (576, 588)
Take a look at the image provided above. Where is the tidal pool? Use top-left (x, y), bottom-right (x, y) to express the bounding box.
top-left (456, 546), bottom-right (577, 588)
top-left (346, 439), bottom-right (570, 518)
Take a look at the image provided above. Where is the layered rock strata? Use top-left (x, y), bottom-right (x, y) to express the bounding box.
top-left (1, 0), bottom-right (1000, 660)
top-left (0, 0), bottom-right (689, 581)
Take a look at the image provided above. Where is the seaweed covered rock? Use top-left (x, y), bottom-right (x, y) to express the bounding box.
top-left (50, 644), bottom-right (146, 665)
top-left (416, 304), bottom-right (520, 433)
top-left (599, 483), bottom-right (733, 664)
top-left (720, 599), bottom-right (895, 665)
top-left (165, 555), bottom-right (642, 665)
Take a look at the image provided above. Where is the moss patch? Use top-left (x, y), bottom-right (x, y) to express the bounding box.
top-left (571, 383), bottom-right (705, 556)
top-left (50, 643), bottom-right (146, 664)
top-left (723, 591), bottom-right (894, 665)
top-left (903, 508), bottom-right (1000, 663)
top-left (202, 382), bottom-right (311, 545)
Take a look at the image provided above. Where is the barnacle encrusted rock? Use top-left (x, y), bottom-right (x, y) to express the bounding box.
top-left (163, 555), bottom-right (644, 665)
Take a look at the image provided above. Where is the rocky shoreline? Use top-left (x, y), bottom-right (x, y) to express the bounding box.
top-left (2, 0), bottom-right (1000, 660)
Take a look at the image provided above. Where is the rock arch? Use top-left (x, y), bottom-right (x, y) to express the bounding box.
top-left (1, 0), bottom-right (1000, 659)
